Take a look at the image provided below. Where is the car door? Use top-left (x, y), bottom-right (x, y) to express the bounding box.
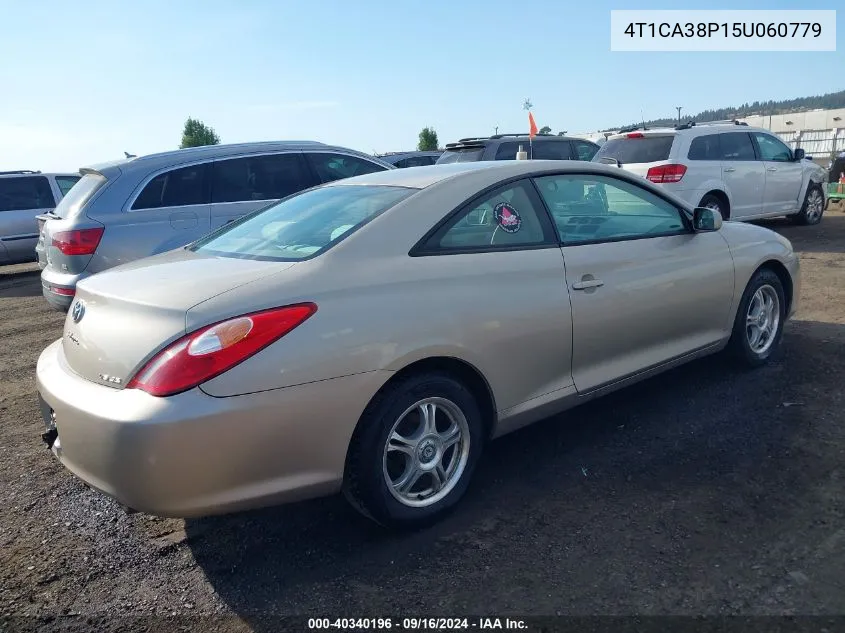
top-left (0, 175), bottom-right (56, 263)
top-left (115, 163), bottom-right (212, 264)
top-left (752, 132), bottom-right (804, 215)
top-left (413, 178), bottom-right (573, 413)
top-left (305, 152), bottom-right (388, 184)
top-left (718, 132), bottom-right (765, 219)
top-left (209, 152), bottom-right (316, 229)
top-left (533, 172), bottom-right (735, 393)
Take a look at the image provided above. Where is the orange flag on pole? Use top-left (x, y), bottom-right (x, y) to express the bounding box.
top-left (528, 111), bottom-right (538, 138)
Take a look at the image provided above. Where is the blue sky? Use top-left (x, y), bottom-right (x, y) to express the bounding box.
top-left (0, 0), bottom-right (841, 171)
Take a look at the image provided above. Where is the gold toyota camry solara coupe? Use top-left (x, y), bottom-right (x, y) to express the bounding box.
top-left (36, 160), bottom-right (800, 528)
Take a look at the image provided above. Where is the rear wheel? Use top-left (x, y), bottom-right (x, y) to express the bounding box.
top-left (727, 268), bottom-right (786, 367)
top-left (344, 372), bottom-right (484, 529)
top-left (698, 193), bottom-right (728, 220)
top-left (791, 185), bottom-right (825, 225)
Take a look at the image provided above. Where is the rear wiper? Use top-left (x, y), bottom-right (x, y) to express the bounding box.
top-left (598, 157), bottom-right (623, 168)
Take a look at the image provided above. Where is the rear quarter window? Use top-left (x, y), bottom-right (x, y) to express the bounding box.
top-left (687, 135), bottom-right (721, 161)
top-left (595, 135), bottom-right (675, 164)
top-left (495, 142), bottom-right (530, 160)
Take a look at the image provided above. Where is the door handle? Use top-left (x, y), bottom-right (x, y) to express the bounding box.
top-left (767, 167), bottom-right (777, 172)
top-left (723, 167), bottom-right (736, 173)
top-left (572, 278), bottom-right (604, 290)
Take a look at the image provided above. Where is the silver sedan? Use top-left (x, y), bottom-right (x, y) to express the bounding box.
top-left (36, 160), bottom-right (800, 528)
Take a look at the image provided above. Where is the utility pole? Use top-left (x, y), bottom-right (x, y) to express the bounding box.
top-left (676, 106), bottom-right (683, 124)
top-left (494, 126), bottom-right (498, 135)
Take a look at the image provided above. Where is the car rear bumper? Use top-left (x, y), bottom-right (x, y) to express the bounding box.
top-left (35, 339), bottom-right (388, 518)
top-left (40, 267), bottom-right (90, 312)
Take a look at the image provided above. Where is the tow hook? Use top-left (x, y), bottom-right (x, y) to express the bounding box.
top-left (42, 427), bottom-right (58, 449)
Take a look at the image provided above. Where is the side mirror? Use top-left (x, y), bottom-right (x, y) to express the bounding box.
top-left (693, 207), bottom-right (722, 232)
top-left (793, 148), bottom-right (806, 161)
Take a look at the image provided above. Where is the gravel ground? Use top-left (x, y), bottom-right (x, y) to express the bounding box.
top-left (1, 208), bottom-right (844, 631)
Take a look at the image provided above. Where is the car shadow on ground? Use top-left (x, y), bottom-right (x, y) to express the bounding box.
top-left (185, 320), bottom-right (845, 622)
top-left (756, 211), bottom-right (845, 255)
top-left (0, 270), bottom-right (42, 299)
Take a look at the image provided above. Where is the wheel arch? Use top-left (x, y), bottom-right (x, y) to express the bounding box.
top-left (755, 259), bottom-right (794, 316)
top-left (699, 189), bottom-right (731, 220)
top-left (348, 355), bottom-right (498, 455)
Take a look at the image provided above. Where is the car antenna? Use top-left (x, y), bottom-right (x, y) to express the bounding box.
top-left (124, 151), bottom-right (137, 159)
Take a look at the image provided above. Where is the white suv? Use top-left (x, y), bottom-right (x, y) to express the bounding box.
top-left (593, 121), bottom-right (828, 225)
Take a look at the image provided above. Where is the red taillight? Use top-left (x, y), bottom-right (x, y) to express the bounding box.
top-left (646, 164), bottom-right (687, 183)
top-left (50, 287), bottom-right (75, 297)
top-left (51, 227), bottom-right (104, 256)
top-left (626, 132), bottom-right (644, 138)
top-left (126, 303), bottom-right (317, 397)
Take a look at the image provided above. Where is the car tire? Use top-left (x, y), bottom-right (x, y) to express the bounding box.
top-left (698, 193), bottom-right (728, 220)
top-left (344, 372), bottom-right (484, 529)
top-left (727, 268), bottom-right (786, 368)
top-left (791, 184), bottom-right (825, 225)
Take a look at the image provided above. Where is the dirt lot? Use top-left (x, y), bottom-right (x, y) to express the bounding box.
top-left (1, 209), bottom-right (845, 630)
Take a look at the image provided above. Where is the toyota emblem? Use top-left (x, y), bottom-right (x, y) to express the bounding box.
top-left (71, 300), bottom-right (86, 323)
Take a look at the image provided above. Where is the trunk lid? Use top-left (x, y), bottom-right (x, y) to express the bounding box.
top-left (60, 249), bottom-right (295, 388)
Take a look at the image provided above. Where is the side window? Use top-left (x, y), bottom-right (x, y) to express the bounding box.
top-left (0, 176), bottom-right (55, 212)
top-left (405, 156), bottom-right (433, 168)
top-left (55, 176), bottom-right (81, 197)
top-left (307, 153), bottom-right (386, 183)
top-left (533, 174), bottom-right (686, 246)
top-left (532, 142), bottom-right (573, 160)
top-left (719, 133), bottom-right (756, 161)
top-left (212, 153), bottom-right (312, 203)
top-left (133, 164), bottom-right (208, 210)
top-left (574, 141), bottom-right (599, 161)
top-left (687, 135), bottom-right (721, 161)
top-left (753, 133), bottom-right (792, 162)
top-left (393, 158), bottom-right (409, 168)
top-left (421, 179), bottom-right (553, 251)
top-left (494, 142), bottom-right (525, 160)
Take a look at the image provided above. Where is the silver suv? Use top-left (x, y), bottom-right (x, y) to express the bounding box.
top-left (0, 170), bottom-right (80, 265)
top-left (37, 141), bottom-right (393, 311)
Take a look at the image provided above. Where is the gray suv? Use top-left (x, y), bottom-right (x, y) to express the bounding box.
top-left (437, 134), bottom-right (600, 164)
top-left (37, 141), bottom-right (392, 310)
top-left (0, 170), bottom-right (80, 265)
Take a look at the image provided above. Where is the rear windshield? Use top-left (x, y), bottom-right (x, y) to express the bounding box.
top-left (52, 173), bottom-right (106, 219)
top-left (594, 135), bottom-right (675, 165)
top-left (190, 185), bottom-right (415, 262)
top-left (437, 148), bottom-right (485, 164)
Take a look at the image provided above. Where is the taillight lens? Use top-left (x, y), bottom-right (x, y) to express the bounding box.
top-left (626, 132), bottom-right (644, 139)
top-left (646, 164), bottom-right (687, 183)
top-left (127, 303), bottom-right (317, 397)
top-left (52, 228), bottom-right (104, 256)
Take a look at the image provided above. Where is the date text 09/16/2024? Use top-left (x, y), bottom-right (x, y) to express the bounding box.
top-left (623, 22), bottom-right (823, 39)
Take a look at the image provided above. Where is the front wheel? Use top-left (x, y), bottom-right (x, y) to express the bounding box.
top-left (727, 268), bottom-right (786, 367)
top-left (344, 372), bottom-right (484, 529)
top-left (791, 185), bottom-right (825, 225)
